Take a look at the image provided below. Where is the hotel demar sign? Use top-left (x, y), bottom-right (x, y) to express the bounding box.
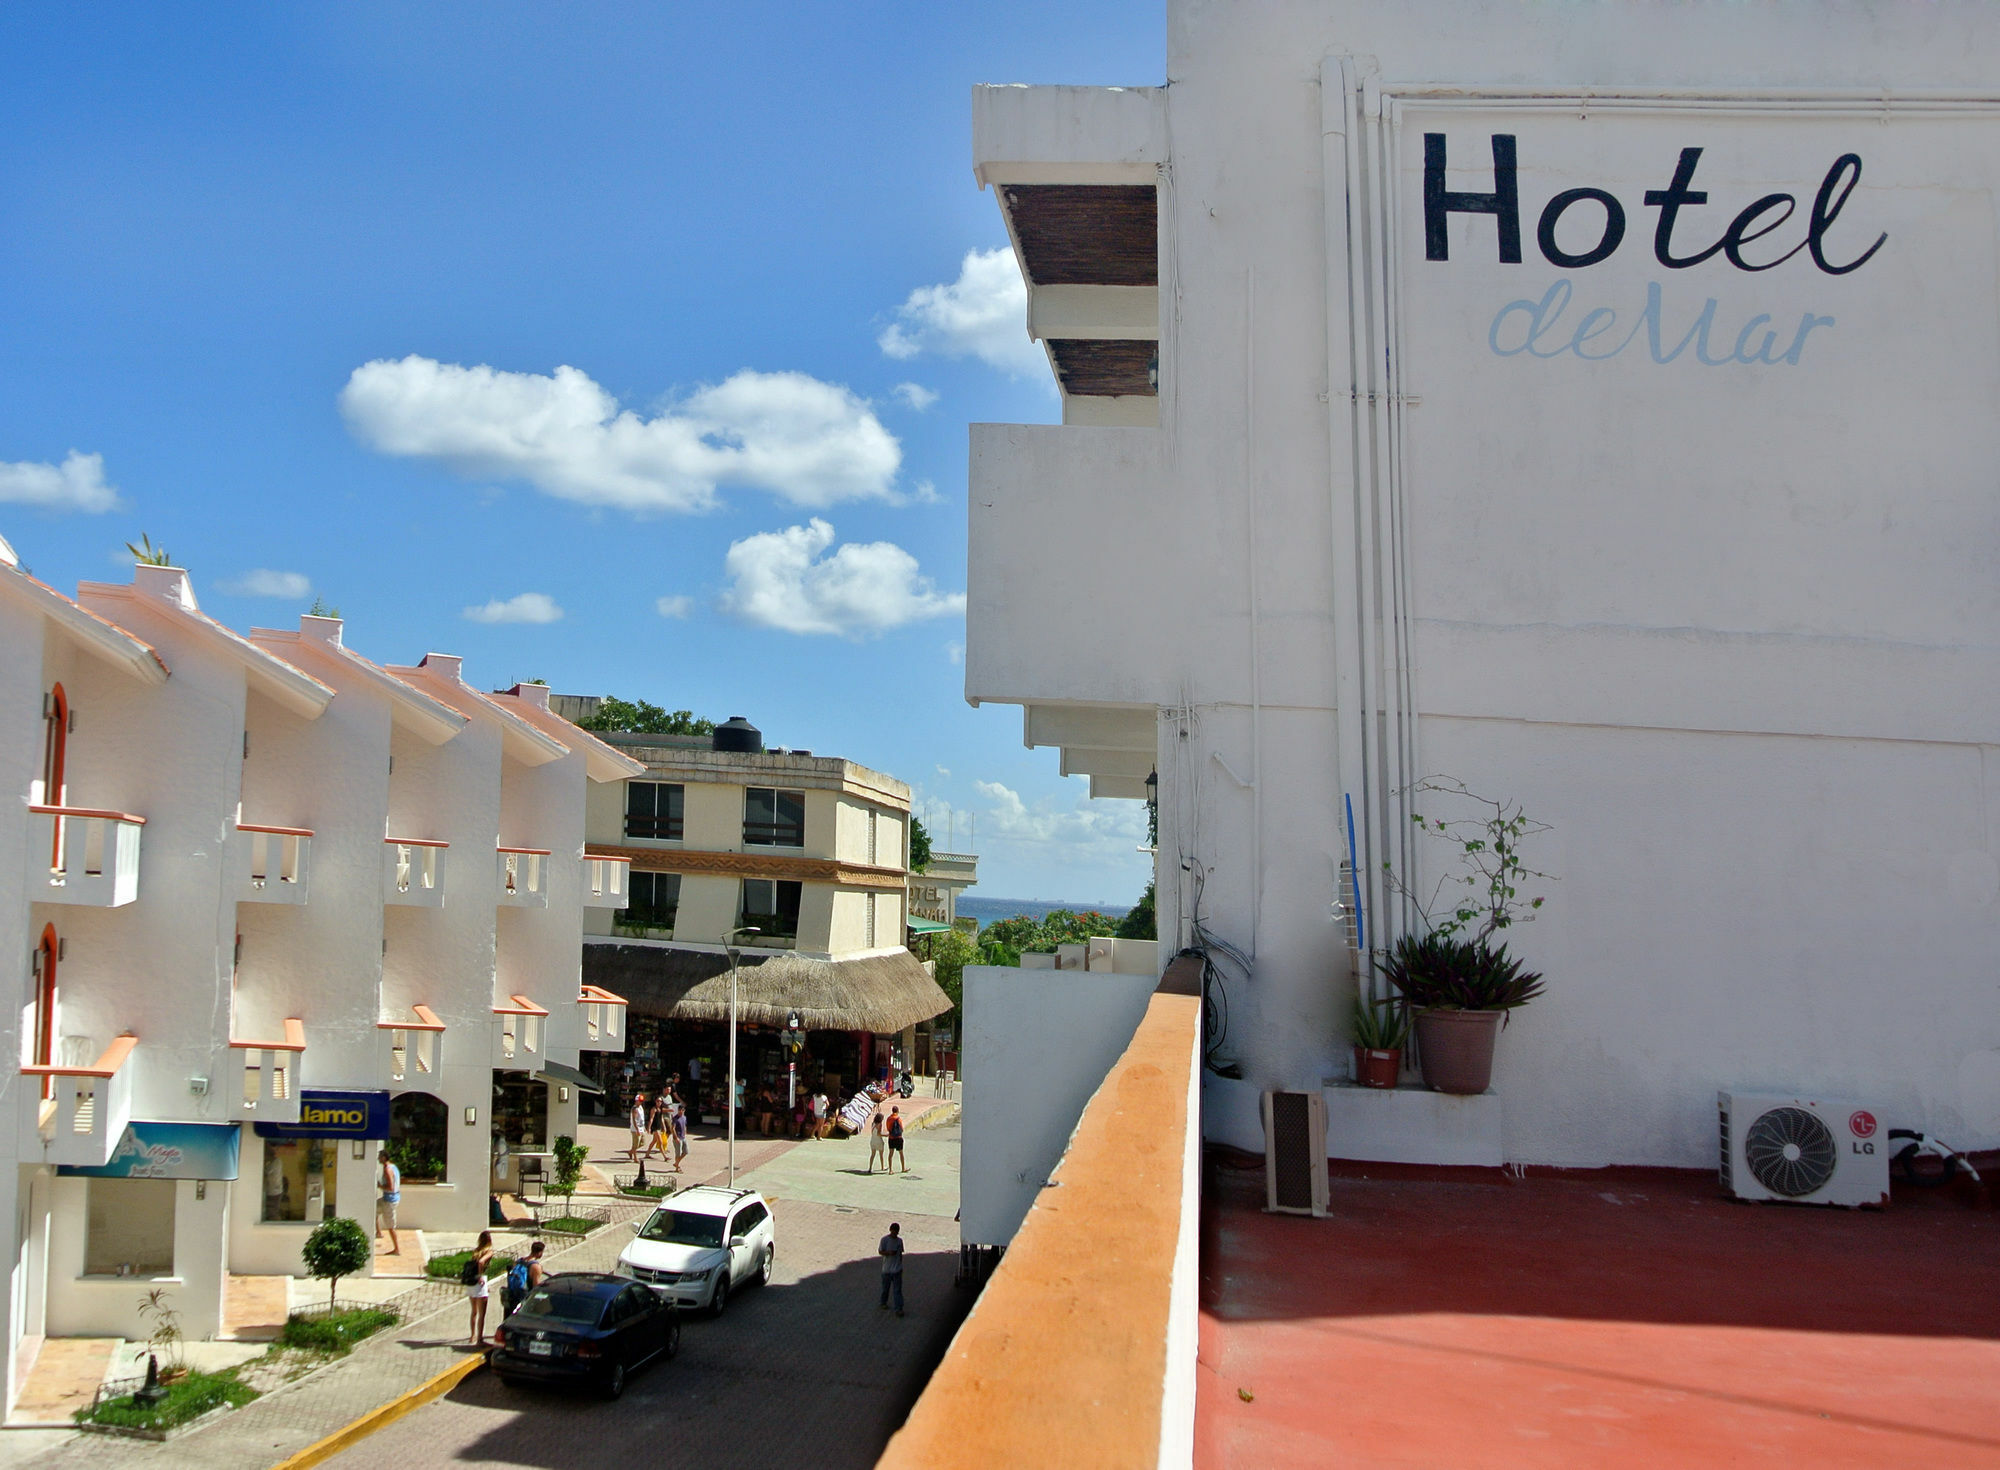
top-left (252, 1088), bottom-right (391, 1141)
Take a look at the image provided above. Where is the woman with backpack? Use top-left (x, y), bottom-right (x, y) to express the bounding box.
top-left (465, 1230), bottom-right (496, 1345)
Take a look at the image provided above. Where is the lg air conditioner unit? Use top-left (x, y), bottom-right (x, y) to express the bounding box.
top-left (1718, 1091), bottom-right (1890, 1208)
top-left (1263, 1090), bottom-right (1329, 1216)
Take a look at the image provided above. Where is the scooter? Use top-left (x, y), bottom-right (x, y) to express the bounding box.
top-left (897, 1070), bottom-right (915, 1099)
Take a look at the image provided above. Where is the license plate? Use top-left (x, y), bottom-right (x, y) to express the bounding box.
top-left (527, 1340), bottom-right (553, 1357)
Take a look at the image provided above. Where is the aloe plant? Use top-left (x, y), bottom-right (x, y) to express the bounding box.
top-left (1351, 995), bottom-right (1410, 1050)
top-left (1379, 931), bottom-right (1545, 1021)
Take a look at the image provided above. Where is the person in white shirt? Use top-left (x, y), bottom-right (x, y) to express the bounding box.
top-left (628, 1094), bottom-right (649, 1163)
top-left (877, 1222), bottom-right (905, 1316)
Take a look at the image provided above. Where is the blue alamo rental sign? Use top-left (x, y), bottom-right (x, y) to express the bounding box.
top-left (253, 1089), bottom-right (391, 1140)
top-left (60, 1122), bottom-right (242, 1180)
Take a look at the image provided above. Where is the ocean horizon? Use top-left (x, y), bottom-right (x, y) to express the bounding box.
top-left (956, 895), bottom-right (1131, 927)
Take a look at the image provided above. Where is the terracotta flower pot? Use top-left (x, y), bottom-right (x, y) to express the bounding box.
top-left (1414, 1009), bottom-right (1503, 1094)
top-left (1352, 1045), bottom-right (1402, 1089)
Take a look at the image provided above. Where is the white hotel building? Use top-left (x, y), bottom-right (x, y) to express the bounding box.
top-left (0, 533), bottom-right (639, 1404)
top-left (963, 2), bottom-right (2000, 1173)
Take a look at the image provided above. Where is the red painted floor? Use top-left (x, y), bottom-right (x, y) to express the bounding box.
top-left (1197, 1155), bottom-right (2000, 1468)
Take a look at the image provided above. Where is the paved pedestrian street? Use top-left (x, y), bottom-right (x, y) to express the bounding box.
top-left (328, 1122), bottom-right (967, 1470)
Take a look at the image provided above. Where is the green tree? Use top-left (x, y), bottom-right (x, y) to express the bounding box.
top-left (301, 1218), bottom-right (371, 1310)
top-left (908, 816), bottom-right (932, 873)
top-left (306, 596), bottom-right (341, 618)
top-left (979, 908), bottom-right (1122, 955)
top-left (576, 697), bottom-right (716, 736)
top-left (927, 926), bottom-right (978, 1036)
top-left (550, 1134), bottom-right (589, 1210)
top-left (1117, 881), bottom-right (1157, 940)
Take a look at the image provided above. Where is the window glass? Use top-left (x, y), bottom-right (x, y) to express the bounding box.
top-left (521, 1287), bottom-right (603, 1323)
top-left (734, 1202), bottom-right (767, 1231)
top-left (739, 879), bottom-right (802, 940)
top-left (620, 871), bottom-right (680, 930)
top-left (262, 1138), bottom-right (339, 1223)
top-left (625, 782), bottom-right (684, 840)
top-left (85, 1179), bottom-right (175, 1276)
top-left (388, 1092), bottom-right (449, 1182)
top-left (638, 1209), bottom-right (726, 1247)
top-left (744, 788), bottom-right (805, 847)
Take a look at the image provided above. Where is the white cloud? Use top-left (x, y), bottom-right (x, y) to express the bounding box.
top-left (945, 640), bottom-right (964, 666)
top-left (340, 356), bottom-right (902, 513)
top-left (0, 451), bottom-right (121, 513)
top-left (655, 594), bottom-right (693, 619)
top-left (719, 518), bottom-right (965, 638)
top-left (974, 778), bottom-right (1147, 859)
top-left (878, 247), bottom-right (1044, 378)
top-left (463, 592), bottom-right (564, 625)
top-left (935, 765), bottom-right (951, 779)
top-left (892, 382), bottom-right (939, 411)
top-left (911, 479), bottom-right (941, 505)
top-left (219, 569), bottom-right (311, 599)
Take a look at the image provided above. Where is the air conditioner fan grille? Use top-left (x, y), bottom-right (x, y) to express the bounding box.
top-left (1744, 1105), bottom-right (1837, 1197)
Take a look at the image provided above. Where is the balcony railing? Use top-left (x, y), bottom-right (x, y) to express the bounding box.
top-left (742, 821), bottom-right (805, 848)
top-left (234, 823), bottom-right (312, 905)
top-left (584, 854), bottom-right (631, 908)
top-left (384, 838), bottom-right (447, 907)
top-left (497, 847), bottom-right (550, 908)
top-left (623, 815), bottom-right (684, 841)
top-left (881, 958), bottom-right (1201, 1469)
top-left (578, 985), bottom-right (627, 1052)
top-left (19, 1034), bottom-right (137, 1169)
top-left (29, 806), bottom-right (144, 907)
top-left (379, 1004), bottom-right (445, 1085)
top-left (230, 1018), bottom-right (306, 1122)
top-left (494, 995), bottom-right (548, 1066)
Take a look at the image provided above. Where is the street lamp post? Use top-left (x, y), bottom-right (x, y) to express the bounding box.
top-left (724, 927), bottom-right (759, 1186)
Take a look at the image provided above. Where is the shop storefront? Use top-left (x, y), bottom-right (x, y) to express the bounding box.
top-left (584, 1015), bottom-right (869, 1124)
top-left (231, 1089), bottom-right (390, 1277)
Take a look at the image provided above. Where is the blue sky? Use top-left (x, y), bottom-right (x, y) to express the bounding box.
top-left (0, 3), bottom-right (1162, 904)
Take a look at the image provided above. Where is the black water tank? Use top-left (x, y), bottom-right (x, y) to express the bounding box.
top-left (712, 716), bottom-right (763, 754)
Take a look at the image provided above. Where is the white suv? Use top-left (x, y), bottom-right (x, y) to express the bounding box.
top-left (614, 1187), bottom-right (776, 1317)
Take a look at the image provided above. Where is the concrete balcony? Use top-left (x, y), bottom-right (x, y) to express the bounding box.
top-left (28, 806), bottom-right (144, 908)
top-left (497, 847), bottom-right (549, 908)
top-left (493, 995), bottom-right (548, 1067)
top-left (583, 854), bottom-right (631, 909)
top-left (230, 1019), bottom-right (305, 1122)
top-left (233, 823), bottom-right (312, 905)
top-left (578, 985), bottom-right (627, 1053)
top-left (380, 1004), bottom-right (444, 1087)
top-left (383, 838), bottom-right (447, 907)
top-left (19, 1034), bottom-right (137, 1168)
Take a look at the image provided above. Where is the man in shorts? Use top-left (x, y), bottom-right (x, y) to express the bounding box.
top-left (887, 1106), bottom-right (907, 1173)
top-left (375, 1150), bottom-right (401, 1255)
top-left (628, 1093), bottom-right (649, 1163)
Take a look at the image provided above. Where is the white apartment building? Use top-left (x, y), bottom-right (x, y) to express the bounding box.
top-left (964, 2), bottom-right (2000, 1171)
top-left (0, 534), bottom-right (638, 1407)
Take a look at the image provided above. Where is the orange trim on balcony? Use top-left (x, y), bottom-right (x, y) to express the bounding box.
top-left (377, 1004), bottom-right (446, 1032)
top-left (29, 804), bottom-right (147, 825)
top-left (229, 1018), bottom-right (307, 1052)
top-left (494, 994), bottom-right (550, 1017)
top-left (20, 1033), bottom-right (137, 1079)
top-left (578, 985), bottom-right (628, 1006)
top-left (385, 836), bottom-right (449, 848)
top-left (238, 822), bottom-right (314, 837)
top-left (497, 845), bottom-right (553, 856)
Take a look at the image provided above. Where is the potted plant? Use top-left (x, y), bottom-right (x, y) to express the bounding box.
top-left (1379, 779), bottom-right (1554, 1095)
top-left (1350, 996), bottom-right (1409, 1089)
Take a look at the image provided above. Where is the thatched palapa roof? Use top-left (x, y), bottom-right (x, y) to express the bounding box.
top-left (583, 943), bottom-right (950, 1034)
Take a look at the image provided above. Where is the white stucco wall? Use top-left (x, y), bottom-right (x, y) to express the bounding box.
top-left (969, 1), bottom-right (2000, 1168)
top-left (959, 965), bottom-right (1156, 1246)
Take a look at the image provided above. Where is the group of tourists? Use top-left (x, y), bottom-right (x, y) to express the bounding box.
top-left (867, 1104), bottom-right (909, 1173)
top-left (463, 1233), bottom-right (547, 1346)
top-left (752, 1084), bottom-right (835, 1139)
top-left (626, 1080), bottom-right (692, 1169)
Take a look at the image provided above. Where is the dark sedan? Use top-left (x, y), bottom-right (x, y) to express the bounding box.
top-left (489, 1272), bottom-right (681, 1399)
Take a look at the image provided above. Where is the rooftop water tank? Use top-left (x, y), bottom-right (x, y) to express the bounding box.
top-left (712, 716), bottom-right (764, 754)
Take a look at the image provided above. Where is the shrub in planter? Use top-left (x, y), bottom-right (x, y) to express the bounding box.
top-left (1349, 996), bottom-right (1410, 1089)
top-left (1379, 932), bottom-right (1544, 1094)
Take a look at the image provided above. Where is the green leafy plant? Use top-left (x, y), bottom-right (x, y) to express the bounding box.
top-left (550, 1134), bottom-right (588, 1211)
top-left (137, 1288), bottom-right (186, 1376)
top-left (75, 1370), bottom-right (255, 1430)
top-left (1388, 777), bottom-right (1555, 942)
top-left (300, 1218), bottom-right (371, 1310)
top-left (576, 697), bottom-right (714, 736)
top-left (1117, 881), bottom-right (1157, 940)
top-left (305, 595), bottom-right (341, 618)
top-left (979, 908), bottom-right (1123, 955)
top-left (383, 1138), bottom-right (444, 1182)
top-left (278, 1307), bottom-right (398, 1355)
top-left (426, 1249), bottom-right (505, 1282)
top-left (541, 1214), bottom-right (599, 1236)
top-left (125, 533), bottom-right (172, 566)
top-left (1351, 995), bottom-right (1411, 1050)
top-left (1379, 932), bottom-right (1545, 1020)
top-left (909, 815), bottom-right (932, 873)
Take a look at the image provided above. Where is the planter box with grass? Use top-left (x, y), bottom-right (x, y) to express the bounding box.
top-left (76, 1372), bottom-right (257, 1436)
top-left (279, 1307), bottom-right (399, 1355)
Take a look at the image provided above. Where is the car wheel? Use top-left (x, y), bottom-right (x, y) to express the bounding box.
top-left (710, 1275), bottom-right (729, 1318)
top-left (664, 1319), bottom-right (681, 1360)
top-left (758, 1245), bottom-right (774, 1286)
top-left (603, 1362), bottom-right (626, 1400)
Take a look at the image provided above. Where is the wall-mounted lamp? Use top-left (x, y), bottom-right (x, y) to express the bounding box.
top-left (194, 1180), bottom-right (207, 1201)
top-left (464, 1106), bottom-right (478, 1126)
top-left (351, 1140), bottom-right (367, 1161)
top-left (557, 1085), bottom-right (570, 1104)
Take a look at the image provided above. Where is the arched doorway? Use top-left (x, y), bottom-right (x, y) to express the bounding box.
top-left (388, 1092), bottom-right (449, 1183)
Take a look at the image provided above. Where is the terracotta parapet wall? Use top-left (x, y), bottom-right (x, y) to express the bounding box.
top-left (882, 957), bottom-right (1203, 1468)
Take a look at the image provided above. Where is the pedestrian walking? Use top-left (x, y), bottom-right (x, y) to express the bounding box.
top-left (878, 1222), bottom-right (905, 1316)
top-left (375, 1150), bottom-right (401, 1255)
top-left (650, 1096), bottom-right (673, 1160)
top-left (628, 1093), bottom-right (649, 1163)
top-left (811, 1089), bottom-right (829, 1140)
top-left (503, 1238), bottom-right (546, 1316)
top-left (888, 1105), bottom-right (907, 1173)
top-left (465, 1230), bottom-right (496, 1345)
top-left (670, 1095), bottom-right (689, 1171)
top-left (868, 1108), bottom-right (888, 1173)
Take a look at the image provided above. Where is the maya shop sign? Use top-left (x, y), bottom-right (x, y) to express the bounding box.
top-left (59, 1122), bottom-right (241, 1181)
top-left (252, 1089), bottom-right (391, 1141)
top-left (1423, 133), bottom-right (1888, 367)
